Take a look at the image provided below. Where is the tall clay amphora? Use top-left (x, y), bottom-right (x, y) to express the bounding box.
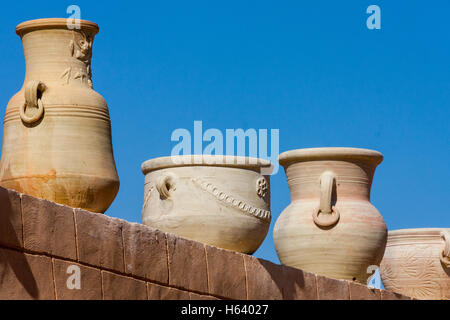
top-left (0, 19), bottom-right (119, 213)
top-left (274, 148), bottom-right (387, 283)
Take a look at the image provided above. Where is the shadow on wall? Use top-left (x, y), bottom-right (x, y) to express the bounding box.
top-left (257, 258), bottom-right (311, 299)
top-left (0, 188), bottom-right (39, 299)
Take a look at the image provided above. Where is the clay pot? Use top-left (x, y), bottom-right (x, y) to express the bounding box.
top-left (273, 147), bottom-right (387, 283)
top-left (141, 155), bottom-right (272, 254)
top-left (380, 228), bottom-right (450, 300)
top-left (0, 19), bottom-right (119, 213)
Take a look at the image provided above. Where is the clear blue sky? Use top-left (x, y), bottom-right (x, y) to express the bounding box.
top-left (1, 1), bottom-right (449, 282)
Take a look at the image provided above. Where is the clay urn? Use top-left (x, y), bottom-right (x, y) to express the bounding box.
top-left (141, 155), bottom-right (272, 254)
top-left (273, 147), bottom-right (387, 283)
top-left (380, 228), bottom-right (450, 300)
top-left (0, 18), bottom-right (119, 213)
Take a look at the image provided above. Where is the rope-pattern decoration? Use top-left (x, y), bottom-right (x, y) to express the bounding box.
top-left (191, 177), bottom-right (271, 222)
top-left (142, 186), bottom-right (154, 210)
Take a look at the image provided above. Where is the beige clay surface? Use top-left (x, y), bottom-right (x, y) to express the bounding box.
top-left (0, 18), bottom-right (119, 213)
top-left (141, 155), bottom-right (272, 254)
top-left (380, 228), bottom-right (450, 300)
top-left (274, 147), bottom-right (387, 283)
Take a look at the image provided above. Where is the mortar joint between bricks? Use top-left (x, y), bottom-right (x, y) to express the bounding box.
top-left (242, 255), bottom-right (249, 300)
top-left (51, 258), bottom-right (58, 300)
top-left (72, 208), bottom-right (80, 261)
top-left (120, 224), bottom-right (126, 273)
top-left (204, 244), bottom-right (211, 295)
top-left (164, 232), bottom-right (171, 285)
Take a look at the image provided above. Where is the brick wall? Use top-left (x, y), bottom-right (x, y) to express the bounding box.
top-left (0, 186), bottom-right (410, 300)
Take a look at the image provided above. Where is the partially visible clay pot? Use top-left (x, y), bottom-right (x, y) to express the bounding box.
top-left (274, 147), bottom-right (387, 283)
top-left (141, 155), bottom-right (272, 254)
top-left (0, 18), bottom-right (119, 213)
top-left (380, 228), bottom-right (450, 300)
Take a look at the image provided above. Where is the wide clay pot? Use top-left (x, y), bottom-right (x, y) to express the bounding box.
top-left (274, 147), bottom-right (387, 283)
top-left (141, 155), bottom-right (272, 254)
top-left (380, 228), bottom-right (450, 300)
top-left (0, 18), bottom-right (119, 213)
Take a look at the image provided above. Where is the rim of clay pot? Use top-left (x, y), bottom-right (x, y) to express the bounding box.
top-left (278, 147), bottom-right (383, 167)
top-left (387, 228), bottom-right (448, 243)
top-left (16, 18), bottom-right (99, 36)
top-left (141, 155), bottom-right (273, 174)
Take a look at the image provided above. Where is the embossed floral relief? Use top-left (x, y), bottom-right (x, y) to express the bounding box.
top-left (380, 245), bottom-right (445, 299)
top-left (61, 30), bottom-right (94, 87)
top-left (256, 177), bottom-right (268, 198)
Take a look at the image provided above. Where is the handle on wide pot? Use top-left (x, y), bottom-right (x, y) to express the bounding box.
top-left (312, 171), bottom-right (340, 228)
top-left (440, 230), bottom-right (450, 267)
top-left (20, 80), bottom-right (46, 124)
top-left (156, 173), bottom-right (176, 200)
